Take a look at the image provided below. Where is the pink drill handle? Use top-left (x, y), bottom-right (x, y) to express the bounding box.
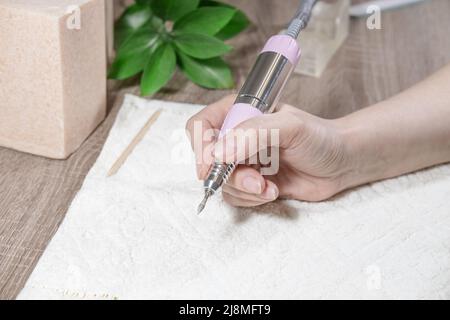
top-left (218, 103), bottom-right (263, 139)
top-left (218, 35), bottom-right (301, 138)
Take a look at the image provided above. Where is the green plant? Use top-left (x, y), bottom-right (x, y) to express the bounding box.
top-left (109, 0), bottom-right (250, 96)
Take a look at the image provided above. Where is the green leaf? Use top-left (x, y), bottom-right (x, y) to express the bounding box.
top-left (118, 3), bottom-right (152, 29)
top-left (115, 28), bottom-right (159, 58)
top-left (109, 31), bottom-right (162, 80)
top-left (151, 0), bottom-right (199, 21)
top-left (215, 10), bottom-right (249, 40)
top-left (173, 33), bottom-right (232, 59)
top-left (199, 0), bottom-right (249, 40)
top-left (141, 43), bottom-right (177, 95)
top-left (114, 3), bottom-right (153, 47)
top-left (177, 51), bottom-right (234, 89)
top-left (173, 7), bottom-right (235, 36)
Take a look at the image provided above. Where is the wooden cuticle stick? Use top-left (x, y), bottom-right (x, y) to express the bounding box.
top-left (107, 109), bottom-right (163, 177)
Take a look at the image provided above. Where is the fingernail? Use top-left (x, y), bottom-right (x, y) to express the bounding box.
top-left (214, 139), bottom-right (235, 162)
top-left (242, 177), bottom-right (262, 194)
top-left (196, 167), bottom-right (202, 180)
top-left (262, 186), bottom-right (278, 200)
top-left (213, 139), bottom-right (224, 160)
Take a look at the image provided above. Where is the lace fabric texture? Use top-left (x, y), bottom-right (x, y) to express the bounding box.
top-left (18, 95), bottom-right (450, 299)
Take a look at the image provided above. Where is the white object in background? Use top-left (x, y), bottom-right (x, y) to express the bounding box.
top-left (350, 0), bottom-right (427, 17)
top-left (293, 0), bottom-right (350, 77)
top-left (18, 95), bottom-right (450, 299)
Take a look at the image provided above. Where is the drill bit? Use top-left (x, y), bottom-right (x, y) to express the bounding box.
top-left (197, 190), bottom-right (212, 215)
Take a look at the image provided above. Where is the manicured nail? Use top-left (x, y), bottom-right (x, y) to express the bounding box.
top-left (262, 186), bottom-right (278, 200)
top-left (242, 177), bottom-right (262, 194)
top-left (213, 139), bottom-right (224, 160)
top-left (214, 139), bottom-right (235, 162)
top-left (196, 166), bottom-right (202, 180)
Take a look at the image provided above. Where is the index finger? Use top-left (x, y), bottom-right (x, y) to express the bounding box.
top-left (185, 94), bottom-right (236, 179)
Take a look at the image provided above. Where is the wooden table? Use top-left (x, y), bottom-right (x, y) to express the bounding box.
top-left (1, 0), bottom-right (449, 299)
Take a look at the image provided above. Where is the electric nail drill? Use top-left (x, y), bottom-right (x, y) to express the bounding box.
top-left (197, 0), bottom-right (318, 214)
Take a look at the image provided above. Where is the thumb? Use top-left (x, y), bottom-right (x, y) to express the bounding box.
top-left (214, 107), bottom-right (299, 163)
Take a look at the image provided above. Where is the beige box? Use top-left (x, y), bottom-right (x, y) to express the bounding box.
top-left (0, 0), bottom-right (107, 159)
top-left (106, 0), bottom-right (115, 62)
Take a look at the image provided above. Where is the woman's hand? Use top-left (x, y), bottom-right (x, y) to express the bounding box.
top-left (186, 95), bottom-right (354, 207)
top-left (186, 64), bottom-right (450, 208)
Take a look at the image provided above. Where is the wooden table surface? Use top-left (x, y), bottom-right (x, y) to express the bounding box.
top-left (1, 0), bottom-right (450, 299)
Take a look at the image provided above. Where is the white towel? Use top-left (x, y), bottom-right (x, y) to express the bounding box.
top-left (19, 95), bottom-right (450, 299)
